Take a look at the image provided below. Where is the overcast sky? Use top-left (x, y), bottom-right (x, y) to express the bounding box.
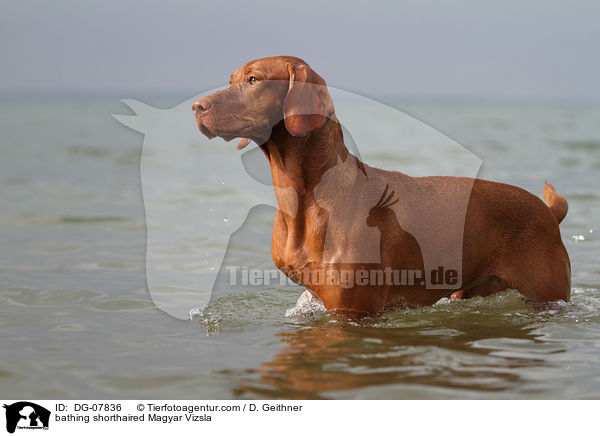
top-left (1, 0), bottom-right (599, 100)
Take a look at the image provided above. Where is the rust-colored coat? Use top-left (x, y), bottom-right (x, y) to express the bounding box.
top-left (193, 56), bottom-right (570, 314)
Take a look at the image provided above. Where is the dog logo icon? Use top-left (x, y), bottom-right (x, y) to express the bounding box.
top-left (3, 402), bottom-right (50, 434)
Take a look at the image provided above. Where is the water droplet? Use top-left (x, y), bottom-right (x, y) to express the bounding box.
top-left (210, 266), bottom-right (215, 271)
top-left (223, 217), bottom-right (229, 223)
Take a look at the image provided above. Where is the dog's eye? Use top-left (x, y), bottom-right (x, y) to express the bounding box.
top-left (248, 76), bottom-right (257, 84)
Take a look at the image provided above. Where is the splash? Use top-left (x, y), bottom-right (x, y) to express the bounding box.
top-left (285, 290), bottom-right (327, 318)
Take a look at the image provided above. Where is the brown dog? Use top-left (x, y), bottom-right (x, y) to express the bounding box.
top-left (193, 56), bottom-right (570, 314)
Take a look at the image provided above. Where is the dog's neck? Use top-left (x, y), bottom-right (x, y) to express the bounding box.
top-left (261, 117), bottom-right (350, 200)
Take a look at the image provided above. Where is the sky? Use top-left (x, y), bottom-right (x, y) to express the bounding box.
top-left (1, 0), bottom-right (599, 101)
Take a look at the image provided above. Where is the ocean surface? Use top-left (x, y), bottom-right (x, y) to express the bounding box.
top-left (1, 96), bottom-right (599, 399)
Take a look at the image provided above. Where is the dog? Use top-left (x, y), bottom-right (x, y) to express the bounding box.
top-left (193, 56), bottom-right (570, 314)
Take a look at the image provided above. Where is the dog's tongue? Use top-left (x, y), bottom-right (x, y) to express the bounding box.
top-left (237, 138), bottom-right (251, 150)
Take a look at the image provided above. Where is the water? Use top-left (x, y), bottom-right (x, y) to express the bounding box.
top-left (0, 97), bottom-right (599, 399)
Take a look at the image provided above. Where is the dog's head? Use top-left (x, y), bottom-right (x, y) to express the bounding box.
top-left (192, 56), bottom-right (334, 148)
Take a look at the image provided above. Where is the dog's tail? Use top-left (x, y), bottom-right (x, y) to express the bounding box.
top-left (542, 182), bottom-right (568, 224)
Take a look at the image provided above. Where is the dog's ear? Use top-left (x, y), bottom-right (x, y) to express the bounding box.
top-left (283, 63), bottom-right (334, 137)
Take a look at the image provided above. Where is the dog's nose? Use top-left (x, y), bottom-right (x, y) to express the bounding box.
top-left (192, 97), bottom-right (212, 113)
